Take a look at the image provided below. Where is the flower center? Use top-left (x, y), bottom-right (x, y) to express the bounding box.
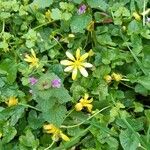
top-left (74, 60), bottom-right (81, 67)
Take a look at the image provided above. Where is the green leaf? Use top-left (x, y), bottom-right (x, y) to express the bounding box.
top-left (0, 59), bottom-right (17, 84)
top-left (93, 65), bottom-right (111, 79)
top-left (134, 102), bottom-right (144, 113)
top-left (42, 104), bottom-right (67, 126)
top-left (2, 126), bottom-right (17, 144)
top-left (135, 84), bottom-right (148, 96)
top-left (137, 75), bottom-right (150, 90)
top-left (30, 0), bottom-right (53, 9)
top-left (72, 0), bottom-right (83, 4)
top-left (97, 34), bottom-right (117, 46)
top-left (28, 110), bottom-right (44, 129)
top-left (70, 14), bottom-right (92, 33)
top-left (86, 0), bottom-right (108, 11)
top-left (51, 8), bottom-right (62, 20)
top-left (127, 20), bottom-right (142, 35)
top-left (119, 129), bottom-right (139, 150)
top-left (131, 34), bottom-right (143, 55)
top-left (19, 130), bottom-right (39, 148)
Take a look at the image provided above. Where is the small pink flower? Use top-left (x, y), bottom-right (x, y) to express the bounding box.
top-left (29, 77), bottom-right (38, 85)
top-left (78, 4), bottom-right (87, 15)
top-left (51, 79), bottom-right (61, 88)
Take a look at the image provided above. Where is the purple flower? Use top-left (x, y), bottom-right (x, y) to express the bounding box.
top-left (78, 4), bottom-right (86, 15)
top-left (51, 79), bottom-right (61, 88)
top-left (29, 77), bottom-right (38, 85)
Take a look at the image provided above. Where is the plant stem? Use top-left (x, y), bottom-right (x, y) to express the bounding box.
top-left (33, 21), bottom-right (55, 30)
top-left (44, 140), bottom-right (55, 150)
top-left (18, 103), bottom-right (41, 112)
top-left (2, 20), bottom-right (5, 33)
top-left (143, 0), bottom-right (146, 26)
top-left (61, 106), bottom-right (110, 128)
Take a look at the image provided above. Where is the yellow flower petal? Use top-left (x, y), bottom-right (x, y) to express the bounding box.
top-left (66, 51), bottom-right (75, 61)
top-left (72, 67), bottom-right (78, 80)
top-left (78, 66), bottom-right (88, 77)
top-left (60, 60), bottom-right (73, 66)
top-left (76, 48), bottom-right (80, 60)
top-left (75, 103), bottom-right (83, 111)
top-left (64, 66), bottom-right (74, 72)
top-left (79, 53), bottom-right (89, 61)
top-left (6, 96), bottom-right (18, 107)
top-left (31, 49), bottom-right (36, 58)
top-left (24, 55), bottom-right (33, 62)
top-left (84, 93), bottom-right (89, 100)
top-left (60, 132), bottom-right (70, 141)
top-left (82, 62), bottom-right (93, 68)
top-left (85, 104), bottom-right (93, 112)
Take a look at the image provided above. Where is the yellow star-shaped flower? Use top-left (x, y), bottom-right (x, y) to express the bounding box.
top-left (43, 124), bottom-right (70, 142)
top-left (75, 93), bottom-right (93, 112)
top-left (24, 49), bottom-right (39, 68)
top-left (6, 96), bottom-right (18, 107)
top-left (60, 48), bottom-right (93, 80)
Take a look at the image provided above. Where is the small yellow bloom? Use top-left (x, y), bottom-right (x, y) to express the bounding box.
top-left (45, 10), bottom-right (51, 21)
top-left (111, 73), bottom-right (122, 82)
top-left (6, 96), bottom-right (18, 107)
top-left (43, 124), bottom-right (70, 142)
top-left (122, 26), bottom-right (126, 31)
top-left (60, 48), bottom-right (93, 80)
top-left (104, 75), bottom-right (112, 83)
top-left (75, 93), bottom-right (93, 112)
top-left (88, 49), bottom-right (94, 57)
top-left (24, 49), bottom-right (39, 68)
top-left (133, 12), bottom-right (141, 21)
top-left (87, 21), bottom-right (94, 32)
top-left (68, 34), bottom-right (75, 38)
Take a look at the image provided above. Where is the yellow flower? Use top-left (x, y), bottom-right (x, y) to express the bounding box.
top-left (87, 21), bottom-right (94, 32)
top-left (75, 93), bottom-right (93, 112)
top-left (45, 10), bottom-right (51, 21)
top-left (104, 75), bottom-right (112, 83)
top-left (6, 96), bottom-right (18, 107)
top-left (132, 12), bottom-right (141, 21)
top-left (88, 49), bottom-right (94, 57)
top-left (60, 48), bottom-right (93, 80)
top-left (43, 124), bottom-right (70, 142)
top-left (24, 49), bottom-right (39, 68)
top-left (111, 73), bottom-right (122, 82)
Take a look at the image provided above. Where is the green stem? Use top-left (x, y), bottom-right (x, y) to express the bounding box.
top-left (44, 140), bottom-right (55, 150)
top-left (121, 78), bottom-right (130, 81)
top-left (18, 103), bottom-right (41, 112)
top-left (146, 125), bottom-right (150, 143)
top-left (120, 82), bottom-right (134, 89)
top-left (64, 108), bottom-right (75, 120)
top-left (2, 20), bottom-right (5, 33)
top-left (33, 21), bottom-right (55, 30)
top-left (61, 106), bottom-right (110, 129)
top-left (51, 36), bottom-right (65, 51)
top-left (83, 31), bottom-right (89, 49)
top-left (143, 0), bottom-right (146, 26)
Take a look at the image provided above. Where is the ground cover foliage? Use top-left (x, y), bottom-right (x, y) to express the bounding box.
top-left (0, 0), bottom-right (150, 149)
